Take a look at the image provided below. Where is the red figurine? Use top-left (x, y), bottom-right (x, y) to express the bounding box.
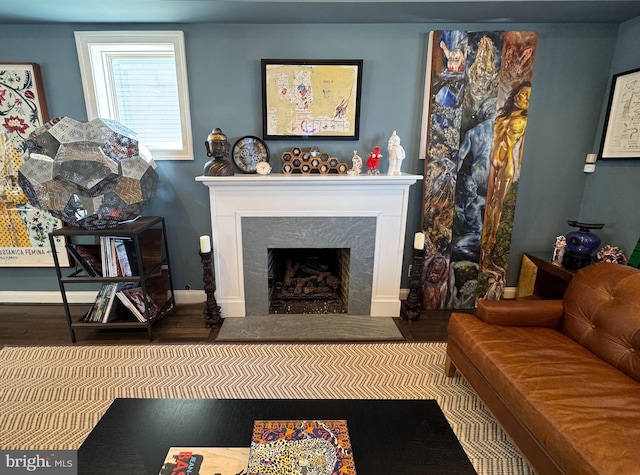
top-left (367, 146), bottom-right (382, 175)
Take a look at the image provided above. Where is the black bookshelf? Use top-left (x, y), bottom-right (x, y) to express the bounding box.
top-left (49, 216), bottom-right (176, 342)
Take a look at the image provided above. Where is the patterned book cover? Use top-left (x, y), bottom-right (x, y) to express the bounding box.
top-left (158, 447), bottom-right (250, 475)
top-left (248, 420), bottom-right (356, 475)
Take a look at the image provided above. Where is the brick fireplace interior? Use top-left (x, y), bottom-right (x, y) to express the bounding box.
top-left (268, 247), bottom-right (350, 314)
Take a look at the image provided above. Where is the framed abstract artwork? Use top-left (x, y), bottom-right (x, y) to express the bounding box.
top-left (0, 62), bottom-right (70, 267)
top-left (261, 59), bottom-right (363, 140)
top-left (599, 67), bottom-right (640, 159)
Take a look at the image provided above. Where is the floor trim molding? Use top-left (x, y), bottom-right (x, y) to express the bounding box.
top-left (0, 287), bottom-right (516, 305)
top-left (0, 290), bottom-right (206, 305)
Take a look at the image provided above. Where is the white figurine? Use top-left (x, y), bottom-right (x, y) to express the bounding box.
top-left (387, 130), bottom-right (406, 175)
top-left (347, 150), bottom-right (363, 176)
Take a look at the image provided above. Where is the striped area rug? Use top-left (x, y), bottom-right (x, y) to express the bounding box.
top-left (0, 342), bottom-right (533, 474)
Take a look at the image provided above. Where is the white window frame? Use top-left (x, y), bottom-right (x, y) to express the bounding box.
top-left (74, 30), bottom-right (193, 161)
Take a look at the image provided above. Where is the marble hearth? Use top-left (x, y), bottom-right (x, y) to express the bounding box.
top-left (197, 173), bottom-right (421, 317)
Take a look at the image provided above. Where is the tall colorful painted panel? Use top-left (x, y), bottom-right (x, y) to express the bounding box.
top-left (420, 30), bottom-right (537, 309)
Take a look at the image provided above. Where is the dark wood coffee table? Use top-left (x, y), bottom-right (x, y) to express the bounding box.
top-left (78, 398), bottom-right (476, 474)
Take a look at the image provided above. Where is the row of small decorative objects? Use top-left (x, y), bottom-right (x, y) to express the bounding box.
top-left (551, 221), bottom-right (628, 271)
top-left (203, 128), bottom-right (407, 177)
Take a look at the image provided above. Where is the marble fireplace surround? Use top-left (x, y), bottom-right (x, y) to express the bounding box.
top-left (197, 173), bottom-right (422, 317)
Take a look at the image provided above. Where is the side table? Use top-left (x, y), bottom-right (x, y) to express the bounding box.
top-left (516, 251), bottom-right (575, 300)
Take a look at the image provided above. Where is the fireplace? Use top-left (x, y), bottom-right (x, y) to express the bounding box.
top-left (197, 173), bottom-right (421, 317)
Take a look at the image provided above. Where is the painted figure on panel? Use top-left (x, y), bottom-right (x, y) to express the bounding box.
top-left (465, 36), bottom-right (500, 116)
top-left (499, 31), bottom-right (536, 95)
top-left (451, 174), bottom-right (485, 262)
top-left (422, 253), bottom-right (450, 309)
top-left (480, 81), bottom-right (531, 269)
top-left (438, 30), bottom-right (468, 75)
top-left (446, 32), bottom-right (502, 309)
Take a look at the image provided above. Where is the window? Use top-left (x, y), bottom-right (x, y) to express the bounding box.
top-left (75, 31), bottom-right (193, 161)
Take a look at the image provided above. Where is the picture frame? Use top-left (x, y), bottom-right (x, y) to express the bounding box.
top-left (0, 62), bottom-right (70, 267)
top-left (261, 59), bottom-right (363, 140)
top-left (599, 67), bottom-right (640, 159)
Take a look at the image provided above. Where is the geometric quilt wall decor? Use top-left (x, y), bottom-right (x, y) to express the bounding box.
top-left (419, 30), bottom-right (538, 309)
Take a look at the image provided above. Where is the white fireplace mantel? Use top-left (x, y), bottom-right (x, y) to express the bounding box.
top-left (196, 173), bottom-right (422, 317)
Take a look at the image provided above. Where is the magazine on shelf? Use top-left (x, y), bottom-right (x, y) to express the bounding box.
top-left (66, 243), bottom-right (102, 276)
top-left (116, 286), bottom-right (160, 322)
top-left (248, 420), bottom-right (356, 475)
top-left (158, 447), bottom-right (250, 475)
top-left (114, 238), bottom-right (133, 276)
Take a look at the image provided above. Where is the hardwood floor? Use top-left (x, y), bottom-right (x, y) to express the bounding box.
top-left (0, 303), bottom-right (466, 346)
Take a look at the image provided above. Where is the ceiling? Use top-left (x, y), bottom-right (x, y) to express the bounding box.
top-left (3, 0), bottom-right (640, 25)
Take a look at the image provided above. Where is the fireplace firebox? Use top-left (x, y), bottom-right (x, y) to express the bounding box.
top-left (268, 248), bottom-right (350, 314)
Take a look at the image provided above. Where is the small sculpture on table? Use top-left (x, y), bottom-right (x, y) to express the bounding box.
top-left (204, 127), bottom-right (234, 176)
top-left (551, 235), bottom-right (566, 266)
top-left (347, 150), bottom-right (363, 176)
top-left (401, 232), bottom-right (425, 321)
top-left (198, 235), bottom-right (222, 328)
top-left (367, 146), bottom-right (382, 175)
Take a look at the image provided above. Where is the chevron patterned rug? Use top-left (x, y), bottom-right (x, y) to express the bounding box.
top-left (0, 342), bottom-right (533, 475)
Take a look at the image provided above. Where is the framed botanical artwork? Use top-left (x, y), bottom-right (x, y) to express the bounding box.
top-left (0, 62), bottom-right (70, 267)
top-left (599, 67), bottom-right (640, 159)
top-left (261, 59), bottom-right (363, 140)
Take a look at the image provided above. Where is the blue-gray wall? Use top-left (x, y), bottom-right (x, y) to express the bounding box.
top-left (579, 16), bottom-right (640, 255)
top-left (0, 21), bottom-right (624, 293)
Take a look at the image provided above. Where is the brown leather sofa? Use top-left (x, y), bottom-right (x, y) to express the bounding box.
top-left (445, 262), bottom-right (640, 475)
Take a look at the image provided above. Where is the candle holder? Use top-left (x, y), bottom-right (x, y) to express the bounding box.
top-left (401, 247), bottom-right (424, 321)
top-left (199, 250), bottom-right (222, 328)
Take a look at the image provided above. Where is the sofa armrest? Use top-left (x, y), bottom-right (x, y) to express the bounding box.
top-left (475, 299), bottom-right (564, 328)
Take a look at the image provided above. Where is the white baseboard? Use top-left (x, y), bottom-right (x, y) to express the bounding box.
top-left (0, 290), bottom-right (206, 305)
top-left (503, 287), bottom-right (517, 299)
top-left (399, 287), bottom-right (516, 301)
top-left (1, 287), bottom-right (516, 305)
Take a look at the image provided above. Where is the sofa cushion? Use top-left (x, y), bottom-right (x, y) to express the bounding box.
top-left (563, 263), bottom-right (640, 382)
top-left (449, 312), bottom-right (640, 475)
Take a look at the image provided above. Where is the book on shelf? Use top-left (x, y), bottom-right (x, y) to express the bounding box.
top-left (99, 232), bottom-right (159, 277)
top-left (66, 243), bottom-right (102, 276)
top-left (247, 420), bottom-right (357, 475)
top-left (68, 228), bottom-right (163, 278)
top-left (158, 447), bottom-right (250, 475)
top-left (83, 283), bottom-right (119, 323)
top-left (100, 236), bottom-right (124, 277)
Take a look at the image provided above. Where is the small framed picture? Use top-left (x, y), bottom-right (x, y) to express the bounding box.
top-left (261, 59), bottom-right (363, 140)
top-left (599, 67), bottom-right (640, 159)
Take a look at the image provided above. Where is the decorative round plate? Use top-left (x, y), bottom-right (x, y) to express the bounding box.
top-left (231, 136), bottom-right (270, 173)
